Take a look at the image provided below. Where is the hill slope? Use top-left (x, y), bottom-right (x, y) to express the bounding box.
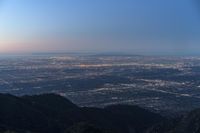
top-left (0, 93), bottom-right (164, 133)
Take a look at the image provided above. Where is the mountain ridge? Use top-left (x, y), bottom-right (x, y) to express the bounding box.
top-left (0, 93), bottom-right (164, 133)
top-left (1, 93), bottom-right (200, 133)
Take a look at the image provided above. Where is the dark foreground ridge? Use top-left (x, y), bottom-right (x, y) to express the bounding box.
top-left (0, 94), bottom-right (199, 133)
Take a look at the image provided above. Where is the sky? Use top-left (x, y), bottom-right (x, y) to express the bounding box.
top-left (0, 0), bottom-right (200, 55)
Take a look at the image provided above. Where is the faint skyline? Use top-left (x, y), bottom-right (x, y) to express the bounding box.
top-left (0, 0), bottom-right (200, 55)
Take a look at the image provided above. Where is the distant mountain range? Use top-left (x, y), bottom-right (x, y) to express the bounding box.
top-left (0, 93), bottom-right (200, 133)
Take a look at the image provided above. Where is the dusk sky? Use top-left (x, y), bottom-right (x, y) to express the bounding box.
top-left (0, 0), bottom-right (200, 54)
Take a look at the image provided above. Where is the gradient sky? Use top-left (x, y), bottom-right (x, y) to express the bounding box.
top-left (0, 0), bottom-right (200, 54)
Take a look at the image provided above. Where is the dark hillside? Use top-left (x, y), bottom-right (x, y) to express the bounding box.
top-left (0, 93), bottom-right (165, 133)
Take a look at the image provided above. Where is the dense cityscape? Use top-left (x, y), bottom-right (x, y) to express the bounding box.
top-left (1, 54), bottom-right (200, 116)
